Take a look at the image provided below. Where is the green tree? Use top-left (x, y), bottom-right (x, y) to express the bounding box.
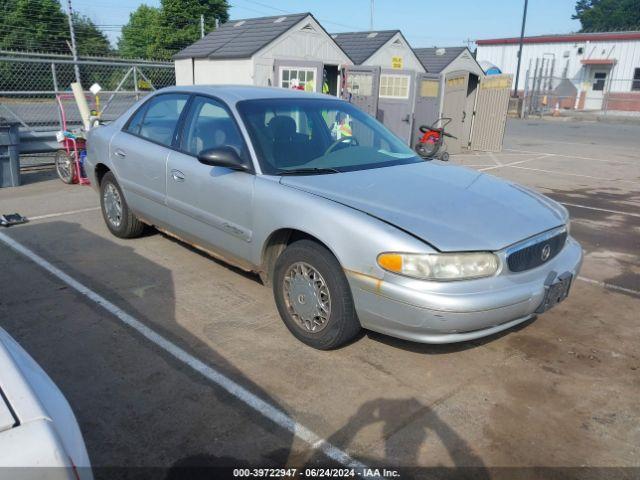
top-left (0, 0), bottom-right (69, 52)
top-left (155, 0), bottom-right (230, 59)
top-left (573, 0), bottom-right (640, 31)
top-left (73, 13), bottom-right (113, 56)
top-left (118, 4), bottom-right (162, 59)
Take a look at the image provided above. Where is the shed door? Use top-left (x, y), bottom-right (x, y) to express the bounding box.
top-left (469, 75), bottom-right (512, 152)
top-left (441, 71), bottom-right (469, 154)
top-left (273, 59), bottom-right (323, 93)
top-left (411, 73), bottom-right (440, 147)
top-left (377, 69), bottom-right (415, 144)
top-left (340, 65), bottom-right (380, 117)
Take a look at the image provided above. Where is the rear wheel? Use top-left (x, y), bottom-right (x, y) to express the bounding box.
top-left (415, 141), bottom-right (437, 159)
top-left (273, 240), bottom-right (361, 350)
top-left (55, 150), bottom-right (76, 184)
top-left (100, 171), bottom-right (145, 238)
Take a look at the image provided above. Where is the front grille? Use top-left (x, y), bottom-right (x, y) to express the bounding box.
top-left (507, 231), bottom-right (567, 272)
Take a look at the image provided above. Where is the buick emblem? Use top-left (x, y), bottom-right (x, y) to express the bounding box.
top-left (541, 244), bottom-right (552, 261)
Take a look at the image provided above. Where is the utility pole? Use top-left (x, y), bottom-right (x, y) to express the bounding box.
top-left (200, 14), bottom-right (205, 38)
top-left (513, 0), bottom-right (528, 97)
top-left (66, 0), bottom-right (81, 84)
top-left (370, 0), bottom-right (374, 31)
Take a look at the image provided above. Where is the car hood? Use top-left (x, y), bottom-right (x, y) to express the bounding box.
top-left (279, 162), bottom-right (567, 252)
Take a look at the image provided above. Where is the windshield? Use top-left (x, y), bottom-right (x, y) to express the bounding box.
top-left (236, 98), bottom-right (420, 175)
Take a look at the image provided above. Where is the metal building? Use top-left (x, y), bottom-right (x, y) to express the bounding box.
top-left (414, 47), bottom-right (485, 153)
top-left (173, 13), bottom-right (352, 95)
top-left (332, 30), bottom-right (426, 143)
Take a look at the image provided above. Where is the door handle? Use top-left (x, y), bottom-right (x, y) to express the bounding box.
top-left (171, 169), bottom-right (185, 182)
top-left (402, 114), bottom-right (411, 123)
top-left (114, 149), bottom-right (127, 158)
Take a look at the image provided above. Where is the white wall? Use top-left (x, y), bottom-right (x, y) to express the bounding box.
top-left (477, 39), bottom-right (640, 92)
top-left (174, 58), bottom-right (194, 85)
top-left (364, 33), bottom-right (426, 72)
top-left (193, 58), bottom-right (254, 85)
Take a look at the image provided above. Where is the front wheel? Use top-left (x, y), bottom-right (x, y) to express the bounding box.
top-left (99, 171), bottom-right (145, 238)
top-left (55, 150), bottom-right (76, 184)
top-left (273, 240), bottom-right (361, 350)
top-left (415, 142), bottom-right (437, 159)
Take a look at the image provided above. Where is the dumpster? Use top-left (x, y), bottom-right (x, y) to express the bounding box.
top-left (0, 121), bottom-right (20, 187)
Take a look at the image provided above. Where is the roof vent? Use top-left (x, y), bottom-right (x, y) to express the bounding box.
top-left (301, 23), bottom-right (316, 32)
top-left (367, 32), bottom-right (378, 38)
top-left (435, 48), bottom-right (446, 56)
top-left (274, 16), bottom-right (287, 23)
top-left (234, 20), bottom-right (246, 27)
top-left (392, 38), bottom-right (403, 46)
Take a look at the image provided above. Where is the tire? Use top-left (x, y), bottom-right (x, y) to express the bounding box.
top-left (55, 150), bottom-right (76, 184)
top-left (440, 152), bottom-right (450, 162)
top-left (415, 142), bottom-right (437, 159)
top-left (99, 171), bottom-right (145, 239)
top-left (273, 239), bottom-right (361, 350)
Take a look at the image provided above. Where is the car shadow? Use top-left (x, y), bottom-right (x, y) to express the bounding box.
top-left (1, 220), bottom-right (490, 479)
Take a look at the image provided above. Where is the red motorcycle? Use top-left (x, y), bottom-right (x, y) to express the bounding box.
top-left (414, 117), bottom-right (456, 161)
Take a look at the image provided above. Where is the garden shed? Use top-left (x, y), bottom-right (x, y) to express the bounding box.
top-left (332, 30), bottom-right (426, 143)
top-left (413, 47), bottom-right (485, 153)
top-left (173, 13), bottom-right (352, 96)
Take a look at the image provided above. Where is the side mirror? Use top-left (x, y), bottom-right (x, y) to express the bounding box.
top-left (197, 146), bottom-right (249, 171)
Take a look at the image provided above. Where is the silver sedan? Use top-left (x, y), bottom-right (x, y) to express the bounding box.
top-left (86, 86), bottom-right (582, 349)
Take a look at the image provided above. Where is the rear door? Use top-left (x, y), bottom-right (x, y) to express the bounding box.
top-left (411, 73), bottom-right (441, 147)
top-left (110, 93), bottom-right (190, 225)
top-left (340, 65), bottom-right (380, 117)
top-left (377, 69), bottom-right (415, 144)
top-left (441, 71), bottom-right (469, 154)
top-left (166, 95), bottom-right (255, 263)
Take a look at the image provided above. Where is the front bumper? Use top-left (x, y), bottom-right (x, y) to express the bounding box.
top-left (346, 236), bottom-right (583, 344)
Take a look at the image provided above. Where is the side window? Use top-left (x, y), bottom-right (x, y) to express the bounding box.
top-left (136, 94), bottom-right (189, 146)
top-left (125, 104), bottom-right (147, 135)
top-left (180, 96), bottom-right (245, 157)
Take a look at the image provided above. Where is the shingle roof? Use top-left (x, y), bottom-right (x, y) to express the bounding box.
top-left (173, 13), bottom-right (310, 60)
top-left (413, 47), bottom-right (467, 73)
top-left (331, 30), bottom-right (400, 64)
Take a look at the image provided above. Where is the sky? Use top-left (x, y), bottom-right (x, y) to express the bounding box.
top-left (70, 0), bottom-right (582, 49)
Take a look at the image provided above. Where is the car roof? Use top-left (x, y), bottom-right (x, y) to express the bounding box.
top-left (156, 85), bottom-right (341, 104)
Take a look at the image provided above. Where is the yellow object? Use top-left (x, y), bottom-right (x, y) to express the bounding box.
top-left (391, 56), bottom-right (403, 69)
top-left (420, 80), bottom-right (439, 97)
top-left (377, 253), bottom-right (402, 272)
top-left (304, 80), bottom-right (315, 92)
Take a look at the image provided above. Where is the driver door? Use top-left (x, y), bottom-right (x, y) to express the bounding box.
top-left (166, 95), bottom-right (255, 263)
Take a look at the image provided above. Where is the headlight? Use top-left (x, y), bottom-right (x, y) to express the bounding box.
top-left (377, 252), bottom-right (499, 281)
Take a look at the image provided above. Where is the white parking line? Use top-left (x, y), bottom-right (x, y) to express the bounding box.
top-left (505, 165), bottom-right (640, 185)
top-left (577, 276), bottom-right (640, 297)
top-left (504, 148), bottom-right (638, 165)
top-left (0, 231), bottom-right (367, 470)
top-left (28, 207), bottom-right (100, 221)
top-left (561, 202), bottom-right (640, 219)
top-left (479, 155), bottom-right (551, 172)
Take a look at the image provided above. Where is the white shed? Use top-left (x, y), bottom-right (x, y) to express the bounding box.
top-left (173, 13), bottom-right (352, 95)
top-left (332, 30), bottom-right (426, 143)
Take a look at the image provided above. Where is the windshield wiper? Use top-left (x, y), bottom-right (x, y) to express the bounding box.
top-left (278, 167), bottom-right (341, 176)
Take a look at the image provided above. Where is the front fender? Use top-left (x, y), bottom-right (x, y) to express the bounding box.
top-left (250, 176), bottom-right (435, 278)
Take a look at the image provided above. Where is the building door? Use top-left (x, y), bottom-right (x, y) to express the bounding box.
top-left (273, 59), bottom-right (323, 93)
top-left (441, 71), bottom-right (469, 154)
top-left (377, 69), bottom-right (415, 144)
top-left (584, 68), bottom-right (609, 110)
top-left (341, 65), bottom-right (380, 117)
top-left (411, 73), bottom-right (440, 147)
top-left (470, 74), bottom-right (512, 152)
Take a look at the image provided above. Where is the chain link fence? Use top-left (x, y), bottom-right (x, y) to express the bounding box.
top-left (0, 51), bottom-right (175, 133)
top-left (522, 58), bottom-right (640, 118)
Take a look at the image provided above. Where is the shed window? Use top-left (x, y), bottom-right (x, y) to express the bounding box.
top-left (420, 79), bottom-right (439, 98)
top-left (632, 68), bottom-right (640, 91)
top-left (379, 74), bottom-right (410, 99)
top-left (280, 67), bottom-right (316, 91)
top-left (346, 73), bottom-right (373, 96)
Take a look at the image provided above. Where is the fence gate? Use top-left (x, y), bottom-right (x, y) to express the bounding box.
top-left (340, 65), bottom-right (380, 117)
top-left (469, 74), bottom-right (512, 152)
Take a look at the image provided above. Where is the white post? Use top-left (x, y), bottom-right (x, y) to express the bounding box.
top-left (200, 14), bottom-right (205, 38)
top-left (66, 0), bottom-right (81, 84)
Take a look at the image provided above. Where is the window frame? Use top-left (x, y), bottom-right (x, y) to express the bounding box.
top-left (121, 92), bottom-right (192, 149)
top-left (278, 66), bottom-right (317, 90)
top-left (379, 73), bottom-right (411, 99)
top-left (632, 68), bottom-right (640, 92)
